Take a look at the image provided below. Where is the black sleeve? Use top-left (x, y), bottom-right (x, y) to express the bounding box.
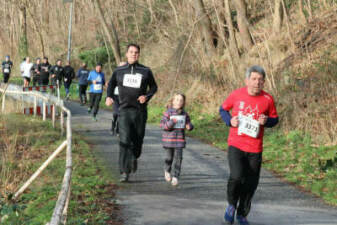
top-left (265, 117), bottom-right (279, 128)
top-left (145, 69), bottom-right (158, 101)
top-left (107, 72), bottom-right (117, 98)
top-left (71, 68), bottom-right (75, 79)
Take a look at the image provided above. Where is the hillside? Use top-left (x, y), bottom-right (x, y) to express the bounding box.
top-left (0, 0), bottom-right (336, 144)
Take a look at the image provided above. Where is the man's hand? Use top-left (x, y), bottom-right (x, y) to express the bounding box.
top-left (186, 124), bottom-right (191, 130)
top-left (105, 97), bottom-right (114, 106)
top-left (93, 80), bottom-right (97, 84)
top-left (258, 114), bottom-right (267, 125)
top-left (137, 95), bottom-right (147, 104)
top-left (230, 116), bottom-right (239, 127)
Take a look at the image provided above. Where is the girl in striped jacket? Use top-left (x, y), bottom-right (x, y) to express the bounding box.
top-left (160, 93), bottom-right (194, 186)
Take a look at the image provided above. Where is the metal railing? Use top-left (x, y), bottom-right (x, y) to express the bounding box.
top-left (0, 83), bottom-right (72, 225)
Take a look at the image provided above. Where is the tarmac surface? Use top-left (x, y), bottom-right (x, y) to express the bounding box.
top-left (67, 101), bottom-right (337, 225)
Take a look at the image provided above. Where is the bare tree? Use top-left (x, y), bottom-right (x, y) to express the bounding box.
top-left (17, 0), bottom-right (29, 57)
top-left (232, 0), bottom-right (253, 51)
top-left (273, 0), bottom-right (284, 33)
top-left (193, 0), bottom-right (217, 56)
top-left (298, 0), bottom-right (307, 23)
top-left (224, 0), bottom-right (240, 60)
top-left (92, 0), bottom-right (121, 64)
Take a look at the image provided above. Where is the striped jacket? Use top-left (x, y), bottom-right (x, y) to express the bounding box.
top-left (160, 108), bottom-right (194, 149)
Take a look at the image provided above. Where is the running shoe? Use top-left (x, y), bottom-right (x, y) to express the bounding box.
top-left (171, 177), bottom-right (178, 186)
top-left (224, 204), bottom-right (235, 224)
top-left (119, 173), bottom-right (129, 182)
top-left (236, 215), bottom-right (250, 225)
top-left (164, 171), bottom-right (171, 182)
top-left (92, 116), bottom-right (97, 121)
top-left (87, 108), bottom-right (91, 114)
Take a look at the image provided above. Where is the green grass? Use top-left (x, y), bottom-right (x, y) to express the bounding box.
top-left (148, 104), bottom-right (337, 206)
top-left (0, 114), bottom-right (120, 224)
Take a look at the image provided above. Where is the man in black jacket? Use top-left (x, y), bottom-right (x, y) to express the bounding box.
top-left (40, 57), bottom-right (51, 85)
top-left (50, 59), bottom-right (64, 86)
top-left (106, 43), bottom-right (158, 182)
top-left (31, 58), bottom-right (41, 86)
top-left (63, 61), bottom-right (75, 100)
top-left (2, 55), bottom-right (13, 83)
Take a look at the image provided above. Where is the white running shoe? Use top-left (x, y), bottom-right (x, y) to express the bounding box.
top-left (164, 171), bottom-right (171, 182)
top-left (171, 177), bottom-right (178, 186)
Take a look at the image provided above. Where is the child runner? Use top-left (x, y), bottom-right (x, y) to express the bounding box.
top-left (160, 93), bottom-right (194, 186)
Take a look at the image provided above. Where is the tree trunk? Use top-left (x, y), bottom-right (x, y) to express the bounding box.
top-left (224, 0), bottom-right (240, 60)
top-left (273, 0), bottom-right (283, 33)
top-left (298, 0), bottom-right (307, 23)
top-left (193, 0), bottom-right (217, 56)
top-left (27, 8), bottom-right (45, 57)
top-left (92, 0), bottom-right (121, 65)
top-left (233, 0), bottom-right (253, 51)
top-left (19, 3), bottom-right (28, 58)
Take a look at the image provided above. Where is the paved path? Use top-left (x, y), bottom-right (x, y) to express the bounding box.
top-left (67, 101), bottom-right (337, 225)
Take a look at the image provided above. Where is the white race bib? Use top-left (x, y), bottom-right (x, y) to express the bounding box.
top-left (94, 84), bottom-right (102, 91)
top-left (238, 115), bottom-right (260, 138)
top-left (123, 73), bottom-right (142, 88)
top-left (4, 68), bottom-right (9, 73)
top-left (171, 115), bottom-right (186, 129)
top-left (114, 87), bottom-right (119, 95)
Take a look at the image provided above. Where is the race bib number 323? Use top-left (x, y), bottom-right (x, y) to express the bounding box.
top-left (238, 115), bottom-right (260, 138)
top-left (123, 74), bottom-right (142, 88)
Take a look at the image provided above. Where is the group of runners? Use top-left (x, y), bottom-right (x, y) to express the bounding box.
top-left (2, 43), bottom-right (279, 225)
top-left (104, 43), bottom-right (279, 225)
top-left (2, 55), bottom-right (76, 100)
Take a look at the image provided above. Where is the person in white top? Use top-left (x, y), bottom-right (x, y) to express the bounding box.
top-left (21, 57), bottom-right (34, 87)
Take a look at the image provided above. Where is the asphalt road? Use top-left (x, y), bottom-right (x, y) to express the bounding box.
top-left (67, 101), bottom-right (337, 225)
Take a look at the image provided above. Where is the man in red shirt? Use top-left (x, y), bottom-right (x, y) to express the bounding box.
top-left (220, 65), bottom-right (279, 225)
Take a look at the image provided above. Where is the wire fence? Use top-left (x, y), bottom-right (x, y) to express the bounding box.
top-left (0, 83), bottom-right (72, 225)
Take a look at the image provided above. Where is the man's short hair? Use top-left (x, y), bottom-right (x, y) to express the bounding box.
top-left (43, 56), bottom-right (48, 60)
top-left (96, 63), bottom-right (103, 67)
top-left (245, 65), bottom-right (266, 79)
top-left (127, 43), bottom-right (140, 52)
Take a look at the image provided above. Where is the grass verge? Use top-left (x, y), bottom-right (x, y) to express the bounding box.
top-left (148, 104), bottom-right (337, 206)
top-left (0, 114), bottom-right (121, 224)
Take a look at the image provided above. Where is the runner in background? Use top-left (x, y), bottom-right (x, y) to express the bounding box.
top-left (110, 61), bottom-right (126, 136)
top-left (2, 55), bottom-right (13, 83)
top-left (50, 59), bottom-right (64, 95)
top-left (31, 57), bottom-right (41, 86)
top-left (87, 63), bottom-right (105, 121)
top-left (77, 62), bottom-right (89, 105)
top-left (50, 59), bottom-right (64, 86)
top-left (20, 57), bottom-right (33, 87)
top-left (63, 61), bottom-right (75, 100)
top-left (220, 65), bottom-right (279, 225)
top-left (40, 57), bottom-right (51, 85)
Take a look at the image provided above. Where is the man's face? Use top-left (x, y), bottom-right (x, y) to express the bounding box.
top-left (57, 60), bottom-right (62, 66)
top-left (245, 72), bottom-right (265, 96)
top-left (96, 65), bottom-right (102, 73)
top-left (37, 59), bottom-right (41, 64)
top-left (126, 46), bottom-right (140, 64)
top-left (43, 59), bottom-right (47, 64)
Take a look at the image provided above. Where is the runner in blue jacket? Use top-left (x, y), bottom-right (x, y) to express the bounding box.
top-left (87, 63), bottom-right (105, 121)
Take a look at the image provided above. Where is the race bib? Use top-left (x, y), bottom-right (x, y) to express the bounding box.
top-left (64, 78), bottom-right (68, 82)
top-left (171, 115), bottom-right (186, 129)
top-left (93, 84), bottom-right (102, 91)
top-left (238, 115), bottom-right (260, 138)
top-left (123, 73), bottom-right (142, 88)
top-left (114, 87), bottom-right (119, 95)
top-left (4, 68), bottom-right (9, 73)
